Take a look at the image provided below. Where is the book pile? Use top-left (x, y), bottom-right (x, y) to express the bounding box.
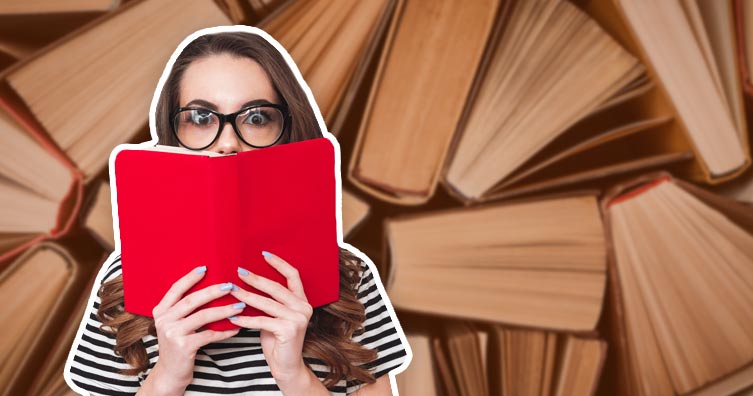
top-left (348, 0), bottom-right (753, 395)
top-left (0, 0), bottom-right (384, 393)
top-left (0, 0), bottom-right (752, 395)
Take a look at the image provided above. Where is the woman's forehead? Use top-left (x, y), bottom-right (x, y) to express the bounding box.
top-left (179, 53), bottom-right (278, 111)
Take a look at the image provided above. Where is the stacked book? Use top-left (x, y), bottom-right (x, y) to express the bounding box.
top-left (0, 0), bottom-right (752, 395)
top-left (0, 0), bottom-right (385, 394)
top-left (350, 0), bottom-right (753, 395)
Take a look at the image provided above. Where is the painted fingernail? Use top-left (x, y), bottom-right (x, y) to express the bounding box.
top-left (195, 265), bottom-right (207, 274)
top-left (238, 267), bottom-right (250, 276)
top-left (232, 284), bottom-right (239, 292)
top-left (229, 316), bottom-right (238, 321)
top-left (232, 302), bottom-right (246, 309)
top-left (220, 282), bottom-right (233, 291)
top-left (262, 251), bottom-right (273, 258)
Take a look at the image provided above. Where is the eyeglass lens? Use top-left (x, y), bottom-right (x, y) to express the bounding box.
top-left (174, 106), bottom-right (284, 149)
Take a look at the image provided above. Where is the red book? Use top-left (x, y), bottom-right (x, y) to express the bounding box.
top-left (113, 137), bottom-right (340, 331)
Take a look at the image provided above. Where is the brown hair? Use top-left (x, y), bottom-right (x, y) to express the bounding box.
top-left (98, 31), bottom-right (377, 388)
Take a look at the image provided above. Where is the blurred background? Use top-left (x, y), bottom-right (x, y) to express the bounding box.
top-left (1, 0), bottom-right (753, 395)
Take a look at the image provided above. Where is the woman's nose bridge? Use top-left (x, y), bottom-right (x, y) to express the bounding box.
top-left (217, 117), bottom-right (241, 146)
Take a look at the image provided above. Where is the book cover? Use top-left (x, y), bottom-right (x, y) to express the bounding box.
top-left (114, 137), bottom-right (340, 331)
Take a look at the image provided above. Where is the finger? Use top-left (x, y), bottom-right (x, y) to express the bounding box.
top-left (236, 267), bottom-right (308, 313)
top-left (179, 301), bottom-right (247, 333)
top-left (186, 328), bottom-right (241, 349)
top-left (230, 288), bottom-right (300, 320)
top-left (163, 282), bottom-right (236, 322)
top-left (229, 315), bottom-right (293, 337)
top-left (153, 265), bottom-right (208, 317)
top-left (260, 251), bottom-right (307, 301)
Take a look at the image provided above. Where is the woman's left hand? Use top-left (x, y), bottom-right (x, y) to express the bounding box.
top-left (230, 250), bottom-right (314, 384)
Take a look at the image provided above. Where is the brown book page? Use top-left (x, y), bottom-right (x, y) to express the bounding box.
top-left (446, 321), bottom-right (489, 396)
top-left (614, 0), bottom-right (748, 177)
top-left (693, 0), bottom-right (747, 140)
top-left (0, 242), bottom-right (79, 396)
top-left (553, 337), bottom-right (606, 396)
top-left (349, 0), bottom-right (500, 204)
top-left (385, 194), bottom-right (606, 331)
top-left (605, 174), bottom-right (753, 395)
top-left (0, 106), bottom-right (71, 202)
top-left (0, 0), bottom-right (117, 14)
top-left (395, 332), bottom-right (438, 396)
top-left (577, 0), bottom-right (726, 184)
top-left (432, 335), bottom-right (460, 396)
top-left (444, 0), bottom-right (643, 202)
top-left (82, 180), bottom-right (114, 250)
top-left (258, 0), bottom-right (394, 135)
top-left (499, 328), bottom-right (549, 396)
top-left (341, 188), bottom-right (369, 238)
top-left (3, 0), bottom-right (232, 181)
top-left (499, 116), bottom-right (674, 189)
top-left (26, 250), bottom-right (105, 396)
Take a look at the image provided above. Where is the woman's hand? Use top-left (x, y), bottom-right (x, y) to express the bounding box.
top-left (144, 266), bottom-right (245, 395)
top-left (230, 251), bottom-right (319, 390)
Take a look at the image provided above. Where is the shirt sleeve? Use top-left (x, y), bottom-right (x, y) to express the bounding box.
top-left (64, 252), bottom-right (144, 396)
top-left (346, 261), bottom-right (411, 394)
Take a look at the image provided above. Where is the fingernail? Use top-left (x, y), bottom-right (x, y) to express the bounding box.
top-left (220, 282), bottom-right (233, 291)
top-left (232, 302), bottom-right (246, 309)
top-left (232, 284), bottom-right (239, 292)
top-left (238, 267), bottom-right (250, 276)
top-left (229, 316), bottom-right (238, 321)
top-left (195, 265), bottom-right (207, 274)
top-left (262, 251), bottom-right (273, 258)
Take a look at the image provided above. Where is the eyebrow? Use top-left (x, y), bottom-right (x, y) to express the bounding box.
top-left (184, 98), bottom-right (277, 110)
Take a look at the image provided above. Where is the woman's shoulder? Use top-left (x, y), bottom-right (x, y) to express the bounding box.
top-left (65, 251), bottom-right (149, 394)
top-left (346, 255), bottom-right (411, 391)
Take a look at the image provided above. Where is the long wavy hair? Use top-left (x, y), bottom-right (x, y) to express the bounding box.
top-left (97, 31), bottom-right (377, 388)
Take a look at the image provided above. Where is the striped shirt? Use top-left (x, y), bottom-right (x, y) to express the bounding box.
top-left (64, 253), bottom-right (410, 395)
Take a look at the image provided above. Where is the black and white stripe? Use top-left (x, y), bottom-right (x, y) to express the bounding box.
top-left (65, 253), bottom-right (409, 395)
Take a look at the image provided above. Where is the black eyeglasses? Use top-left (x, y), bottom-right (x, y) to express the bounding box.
top-left (170, 103), bottom-right (290, 150)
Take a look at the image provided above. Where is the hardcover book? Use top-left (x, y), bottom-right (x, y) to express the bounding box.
top-left (113, 137), bottom-right (340, 331)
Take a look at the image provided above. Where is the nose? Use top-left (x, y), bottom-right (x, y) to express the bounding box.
top-left (208, 120), bottom-right (242, 155)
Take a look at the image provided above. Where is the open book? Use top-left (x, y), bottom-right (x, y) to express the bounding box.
top-left (602, 171), bottom-right (753, 396)
top-left (425, 320), bottom-right (606, 396)
top-left (383, 191), bottom-right (607, 332)
top-left (0, 0), bottom-right (231, 182)
top-left (113, 137), bottom-right (340, 331)
top-left (0, 0), bottom-right (231, 267)
top-left (0, 241), bottom-right (95, 396)
top-left (256, 0), bottom-right (397, 136)
top-left (349, 0), bottom-right (752, 206)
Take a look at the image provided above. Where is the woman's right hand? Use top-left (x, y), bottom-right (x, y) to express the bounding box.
top-left (139, 265), bottom-right (244, 395)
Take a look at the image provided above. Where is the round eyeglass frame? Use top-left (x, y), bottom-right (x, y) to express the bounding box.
top-left (170, 103), bottom-right (290, 151)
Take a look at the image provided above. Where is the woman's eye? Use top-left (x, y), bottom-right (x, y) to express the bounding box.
top-left (243, 110), bottom-right (270, 126)
top-left (190, 110), bottom-right (214, 126)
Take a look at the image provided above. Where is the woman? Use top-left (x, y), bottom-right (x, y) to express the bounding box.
top-left (65, 28), bottom-right (409, 396)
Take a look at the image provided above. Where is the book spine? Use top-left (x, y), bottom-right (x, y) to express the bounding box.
top-left (205, 155), bottom-right (242, 288)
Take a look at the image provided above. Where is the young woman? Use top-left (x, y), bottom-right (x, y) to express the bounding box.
top-left (65, 29), bottom-right (409, 396)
